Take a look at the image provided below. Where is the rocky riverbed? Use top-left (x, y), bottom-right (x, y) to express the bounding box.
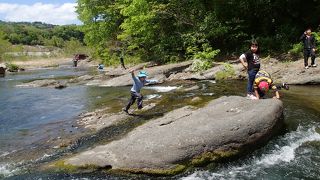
top-left (16, 57), bottom-right (320, 89)
top-left (49, 96), bottom-right (284, 175)
top-left (4, 56), bottom-right (319, 177)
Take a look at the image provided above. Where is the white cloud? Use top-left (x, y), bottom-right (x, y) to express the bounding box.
top-left (0, 2), bottom-right (81, 25)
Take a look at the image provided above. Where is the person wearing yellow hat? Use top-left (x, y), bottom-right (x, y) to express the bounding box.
top-left (253, 70), bottom-right (280, 99)
top-left (123, 70), bottom-right (158, 113)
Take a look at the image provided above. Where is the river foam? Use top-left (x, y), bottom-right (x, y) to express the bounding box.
top-left (256, 125), bottom-right (320, 166)
top-left (0, 164), bottom-right (18, 178)
top-left (144, 86), bottom-right (180, 92)
top-left (181, 125), bottom-right (320, 180)
top-left (145, 94), bottom-right (162, 100)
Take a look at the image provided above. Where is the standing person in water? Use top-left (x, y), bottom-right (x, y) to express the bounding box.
top-left (300, 28), bottom-right (317, 69)
top-left (239, 40), bottom-right (261, 99)
top-left (123, 70), bottom-right (157, 114)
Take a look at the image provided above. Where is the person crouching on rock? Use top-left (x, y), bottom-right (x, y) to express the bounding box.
top-left (123, 70), bottom-right (158, 113)
top-left (239, 40), bottom-right (261, 99)
top-left (253, 70), bottom-right (289, 100)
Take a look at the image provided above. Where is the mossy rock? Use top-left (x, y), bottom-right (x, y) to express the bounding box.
top-left (113, 164), bottom-right (186, 176)
top-left (54, 159), bottom-right (186, 176)
top-left (302, 140), bottom-right (320, 149)
top-left (215, 63), bottom-right (236, 80)
top-left (5, 63), bottom-right (20, 72)
top-left (52, 160), bottom-right (105, 174)
top-left (191, 149), bottom-right (239, 166)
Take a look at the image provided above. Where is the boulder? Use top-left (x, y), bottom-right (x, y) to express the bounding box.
top-left (64, 96), bottom-right (283, 175)
top-left (190, 97), bottom-right (202, 103)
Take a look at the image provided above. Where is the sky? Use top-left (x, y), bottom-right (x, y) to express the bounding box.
top-left (0, 0), bottom-right (81, 25)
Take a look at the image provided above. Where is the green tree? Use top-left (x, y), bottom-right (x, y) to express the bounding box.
top-left (0, 31), bottom-right (12, 61)
top-left (76, 0), bottom-right (320, 63)
top-left (44, 36), bottom-right (64, 47)
top-left (63, 38), bottom-right (85, 55)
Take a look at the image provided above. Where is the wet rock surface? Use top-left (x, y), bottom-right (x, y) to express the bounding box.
top-left (18, 79), bottom-right (62, 88)
top-left (86, 61), bottom-right (192, 87)
top-left (64, 96), bottom-right (283, 174)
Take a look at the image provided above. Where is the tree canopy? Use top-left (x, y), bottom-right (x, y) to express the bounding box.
top-left (0, 21), bottom-right (84, 47)
top-left (76, 0), bottom-right (320, 64)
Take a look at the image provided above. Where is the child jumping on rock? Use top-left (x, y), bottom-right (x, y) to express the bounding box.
top-left (123, 70), bottom-right (157, 113)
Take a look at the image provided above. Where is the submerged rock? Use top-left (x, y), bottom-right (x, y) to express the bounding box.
top-left (18, 79), bottom-right (60, 87)
top-left (62, 96), bottom-right (283, 175)
top-left (18, 79), bottom-right (68, 89)
top-left (183, 85), bottom-right (200, 92)
top-left (190, 96), bottom-right (202, 103)
top-left (54, 83), bottom-right (67, 89)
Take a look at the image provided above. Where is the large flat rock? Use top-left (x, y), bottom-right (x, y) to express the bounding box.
top-left (64, 96), bottom-right (283, 174)
top-left (86, 61), bottom-right (192, 87)
top-left (261, 58), bottom-right (320, 85)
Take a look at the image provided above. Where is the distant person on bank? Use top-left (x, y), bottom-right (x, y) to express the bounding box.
top-left (120, 54), bottom-right (126, 69)
top-left (98, 64), bottom-right (104, 70)
top-left (253, 70), bottom-right (289, 100)
top-left (239, 40), bottom-right (261, 99)
top-left (123, 70), bottom-right (157, 114)
top-left (300, 28), bottom-right (317, 69)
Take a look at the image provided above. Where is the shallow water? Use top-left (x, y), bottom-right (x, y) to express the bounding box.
top-left (0, 65), bottom-right (122, 177)
top-left (1, 66), bottom-right (320, 179)
top-left (0, 67), bottom-right (89, 153)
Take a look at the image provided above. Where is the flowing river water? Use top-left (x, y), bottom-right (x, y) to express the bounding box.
top-left (0, 64), bottom-right (319, 179)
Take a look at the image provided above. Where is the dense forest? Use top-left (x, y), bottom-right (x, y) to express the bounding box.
top-left (76, 0), bottom-right (320, 65)
top-left (0, 21), bottom-right (84, 47)
top-left (0, 21), bottom-right (90, 61)
top-left (1, 1), bottom-right (320, 66)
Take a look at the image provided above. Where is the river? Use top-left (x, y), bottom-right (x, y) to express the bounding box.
top-left (0, 65), bottom-right (319, 179)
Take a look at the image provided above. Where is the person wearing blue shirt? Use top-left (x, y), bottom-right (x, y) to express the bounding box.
top-left (123, 70), bottom-right (157, 113)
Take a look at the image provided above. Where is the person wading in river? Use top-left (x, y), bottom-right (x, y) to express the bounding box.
top-left (239, 40), bottom-right (261, 99)
top-left (123, 70), bottom-right (157, 114)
